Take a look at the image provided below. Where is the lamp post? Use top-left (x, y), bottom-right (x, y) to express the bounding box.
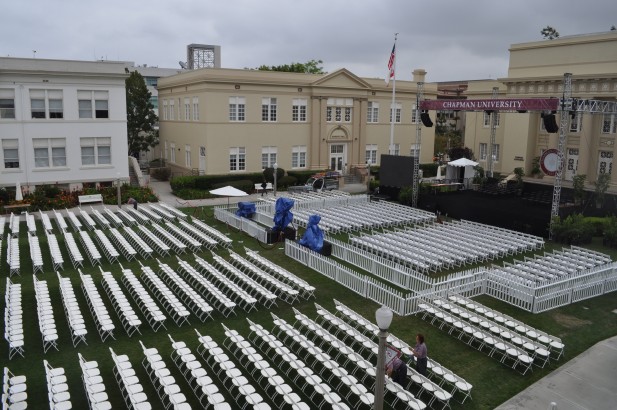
top-left (117, 173), bottom-right (122, 208)
top-left (374, 305), bottom-right (393, 410)
top-left (366, 160), bottom-right (372, 193)
top-left (273, 163), bottom-right (278, 197)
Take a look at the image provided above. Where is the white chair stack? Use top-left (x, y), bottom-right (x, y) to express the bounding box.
top-left (127, 208), bottom-right (151, 224)
top-left (135, 206), bottom-right (163, 223)
top-left (39, 210), bottom-right (54, 233)
top-left (79, 209), bottom-right (97, 231)
top-left (139, 263), bottom-right (191, 327)
top-left (108, 228), bottom-right (138, 261)
top-left (158, 203), bottom-right (188, 220)
top-left (0, 216), bottom-right (5, 238)
top-left (28, 234), bottom-right (44, 275)
top-left (150, 224), bottom-right (188, 254)
top-left (46, 232), bottom-right (65, 271)
top-left (9, 213), bottom-right (20, 238)
top-left (146, 204), bottom-right (176, 221)
top-left (90, 208), bottom-right (111, 230)
top-left (100, 268), bottom-right (142, 337)
top-left (34, 276), bottom-right (59, 353)
top-left (177, 221), bottom-right (218, 250)
top-left (66, 209), bottom-right (83, 232)
top-left (57, 272), bottom-right (88, 347)
top-left (109, 347), bottom-right (152, 410)
top-left (121, 267), bottom-right (167, 332)
top-left (157, 261), bottom-right (213, 322)
top-left (116, 208), bottom-right (139, 225)
top-left (93, 230), bottom-right (120, 263)
top-left (137, 226), bottom-right (171, 257)
top-left (163, 223), bottom-right (201, 252)
top-left (79, 270), bottom-right (115, 342)
top-left (122, 227), bottom-right (154, 259)
top-left (103, 207), bottom-right (124, 227)
top-left (78, 353), bottom-right (112, 410)
top-left (191, 219), bottom-right (233, 248)
top-left (25, 212), bottom-right (36, 235)
top-left (43, 360), bottom-right (71, 410)
top-left (78, 231), bottom-right (102, 266)
top-left (53, 210), bottom-right (68, 232)
top-left (7, 234), bottom-right (20, 276)
top-left (4, 279), bottom-right (24, 360)
top-left (62, 232), bottom-right (84, 269)
top-left (2, 367), bottom-right (27, 410)
top-left (138, 341), bottom-right (191, 410)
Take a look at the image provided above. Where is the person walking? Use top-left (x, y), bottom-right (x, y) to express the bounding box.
top-left (261, 180), bottom-right (268, 197)
top-left (411, 334), bottom-right (428, 376)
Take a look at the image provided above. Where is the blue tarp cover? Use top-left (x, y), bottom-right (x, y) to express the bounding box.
top-left (272, 197), bottom-right (294, 232)
top-left (299, 214), bottom-right (324, 252)
top-left (235, 201), bottom-right (256, 218)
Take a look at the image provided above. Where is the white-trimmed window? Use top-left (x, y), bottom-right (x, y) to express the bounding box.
top-left (229, 97), bottom-right (245, 121)
top-left (394, 143), bottom-right (400, 156)
top-left (483, 111), bottom-right (500, 127)
top-left (326, 98), bottom-right (353, 123)
top-left (0, 89), bottom-right (16, 119)
top-left (261, 146), bottom-right (277, 169)
top-left (569, 112), bottom-right (581, 133)
top-left (479, 143), bottom-right (487, 160)
top-left (30, 89), bottom-right (64, 119)
top-left (2, 139), bottom-right (19, 168)
top-left (598, 151), bottom-right (613, 175)
top-left (184, 98), bottom-right (191, 121)
top-left (291, 146), bottom-right (307, 168)
top-left (262, 98), bottom-right (277, 122)
top-left (78, 90), bottom-right (109, 119)
top-left (390, 103), bottom-right (401, 123)
top-left (170, 143), bottom-right (176, 163)
top-left (230, 147), bottom-right (246, 171)
top-left (365, 144), bottom-right (378, 164)
top-left (410, 143), bottom-right (421, 158)
top-left (367, 102), bottom-right (379, 123)
top-left (80, 137), bottom-right (111, 166)
top-left (292, 99), bottom-right (307, 122)
top-left (164, 141), bottom-right (168, 161)
top-left (185, 145), bottom-right (191, 167)
top-left (33, 138), bottom-right (66, 168)
top-left (162, 100), bottom-right (168, 120)
top-left (492, 144), bottom-right (500, 162)
top-left (192, 97), bottom-right (199, 121)
top-left (603, 114), bottom-right (617, 134)
top-left (411, 104), bottom-right (418, 124)
top-left (169, 100), bottom-right (175, 120)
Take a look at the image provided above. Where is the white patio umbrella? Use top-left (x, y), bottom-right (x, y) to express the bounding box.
top-left (209, 185), bottom-right (248, 207)
top-left (15, 182), bottom-right (23, 201)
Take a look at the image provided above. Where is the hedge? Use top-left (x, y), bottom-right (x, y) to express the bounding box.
top-left (211, 179), bottom-right (255, 194)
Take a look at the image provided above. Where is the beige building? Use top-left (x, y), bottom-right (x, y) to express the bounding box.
top-left (157, 68), bottom-right (436, 176)
top-left (464, 31), bottom-right (617, 185)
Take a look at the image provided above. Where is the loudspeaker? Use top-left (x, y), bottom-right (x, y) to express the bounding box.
top-left (543, 114), bottom-right (559, 133)
top-left (320, 241), bottom-right (332, 256)
top-left (420, 112), bottom-right (433, 127)
top-left (283, 227), bottom-right (296, 241)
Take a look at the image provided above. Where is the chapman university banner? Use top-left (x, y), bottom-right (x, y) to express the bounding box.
top-left (420, 98), bottom-right (560, 112)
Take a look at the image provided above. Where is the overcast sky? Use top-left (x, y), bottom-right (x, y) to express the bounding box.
top-left (2, 0), bottom-right (616, 82)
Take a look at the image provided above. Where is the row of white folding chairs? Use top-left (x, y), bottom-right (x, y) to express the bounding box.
top-left (228, 250), bottom-right (300, 304)
top-left (246, 319), bottom-right (352, 410)
top-left (394, 228), bottom-right (482, 265)
top-left (78, 231), bottom-right (102, 266)
top-left (39, 210), bottom-right (54, 232)
top-left (44, 360), bottom-right (71, 410)
top-left (552, 248), bottom-right (606, 269)
top-left (459, 219), bottom-right (545, 248)
top-left (78, 353), bottom-right (112, 410)
top-left (79, 209), bottom-right (98, 231)
top-left (54, 210), bottom-right (69, 231)
top-left (244, 248), bottom-right (316, 299)
top-left (47, 232), bottom-right (65, 271)
top-left (569, 245), bottom-right (612, 264)
top-left (116, 208), bottom-right (138, 225)
top-left (9, 213), bottom-right (19, 237)
top-left (158, 203), bottom-right (188, 220)
top-left (79, 270), bottom-right (115, 342)
top-left (2, 367), bottom-right (27, 409)
top-left (34, 276), bottom-right (59, 353)
top-left (122, 227), bottom-right (154, 259)
top-left (191, 219), bottom-right (233, 248)
top-left (90, 208), bottom-right (111, 230)
top-left (103, 207), bottom-right (124, 227)
top-left (212, 254), bottom-right (278, 308)
top-left (221, 324), bottom-right (309, 409)
top-left (128, 208), bottom-right (151, 224)
top-left (333, 299), bottom-right (473, 404)
top-left (63, 231), bottom-right (84, 269)
top-left (163, 222), bottom-right (201, 252)
top-left (136, 206), bottom-right (163, 223)
top-left (270, 314), bottom-right (375, 408)
top-left (25, 212), bottom-right (36, 235)
top-left (177, 221), bottom-right (218, 249)
top-left (7, 235), bottom-right (20, 276)
top-left (108, 228), bottom-right (138, 261)
top-left (138, 341), bottom-right (191, 410)
top-left (195, 330), bottom-right (270, 410)
top-left (447, 221), bottom-right (540, 254)
top-left (66, 209), bottom-right (83, 231)
top-left (139, 263), bottom-right (191, 326)
top-left (157, 261), bottom-right (213, 322)
top-left (93, 230), bottom-right (120, 264)
top-left (422, 223), bottom-right (518, 259)
top-left (146, 203), bottom-right (177, 221)
top-left (0, 216), bottom-right (5, 237)
top-left (194, 255), bottom-right (258, 312)
top-left (57, 272), bottom-right (88, 347)
top-left (167, 334), bottom-right (230, 408)
top-left (100, 268), bottom-right (142, 337)
top-left (175, 257), bottom-right (237, 317)
top-left (109, 347), bottom-right (152, 410)
top-left (120, 267), bottom-right (167, 332)
top-left (448, 294), bottom-right (564, 360)
top-left (150, 224), bottom-right (187, 254)
top-left (137, 225), bottom-right (171, 257)
top-left (289, 308), bottom-right (431, 409)
top-left (4, 279), bottom-right (24, 360)
top-left (350, 236), bottom-right (432, 272)
top-left (28, 234), bottom-right (44, 274)
top-left (378, 232), bottom-right (455, 269)
top-left (293, 209), bottom-right (346, 233)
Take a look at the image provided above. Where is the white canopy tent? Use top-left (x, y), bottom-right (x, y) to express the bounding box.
top-left (446, 158), bottom-right (479, 183)
top-left (209, 185), bottom-right (248, 207)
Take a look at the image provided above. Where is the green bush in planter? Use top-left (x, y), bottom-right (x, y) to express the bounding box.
top-left (277, 175), bottom-right (298, 189)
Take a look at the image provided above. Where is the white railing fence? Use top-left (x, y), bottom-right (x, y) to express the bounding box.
top-left (214, 207), bottom-right (268, 243)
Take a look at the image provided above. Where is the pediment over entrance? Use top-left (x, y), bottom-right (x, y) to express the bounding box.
top-left (312, 68), bottom-right (371, 89)
top-left (327, 125), bottom-right (351, 141)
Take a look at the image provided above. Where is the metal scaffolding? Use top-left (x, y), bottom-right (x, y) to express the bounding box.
top-left (487, 87), bottom-right (499, 177)
top-left (411, 82), bottom-right (424, 208)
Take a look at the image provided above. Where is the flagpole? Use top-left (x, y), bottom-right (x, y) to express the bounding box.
top-left (389, 33), bottom-right (398, 155)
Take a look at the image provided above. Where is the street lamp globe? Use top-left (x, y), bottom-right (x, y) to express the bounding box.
top-left (375, 305), bottom-right (393, 331)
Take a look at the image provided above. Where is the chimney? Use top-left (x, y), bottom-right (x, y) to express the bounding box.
top-left (412, 69), bottom-right (427, 83)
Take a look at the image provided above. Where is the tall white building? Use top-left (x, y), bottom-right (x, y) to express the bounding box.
top-left (0, 57), bottom-right (130, 191)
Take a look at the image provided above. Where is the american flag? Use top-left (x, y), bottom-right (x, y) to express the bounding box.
top-left (386, 43), bottom-right (395, 86)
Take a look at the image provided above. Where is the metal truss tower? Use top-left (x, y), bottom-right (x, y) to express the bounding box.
top-left (487, 87), bottom-right (499, 177)
top-left (411, 82), bottom-right (424, 208)
top-left (187, 44), bottom-right (221, 69)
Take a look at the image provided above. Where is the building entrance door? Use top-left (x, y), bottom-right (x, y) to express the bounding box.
top-left (329, 144), bottom-right (346, 173)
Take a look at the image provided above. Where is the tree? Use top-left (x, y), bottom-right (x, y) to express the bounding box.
top-left (448, 147), bottom-right (474, 161)
top-left (126, 71), bottom-right (158, 158)
top-left (541, 26), bottom-right (560, 40)
top-left (257, 59), bottom-right (325, 74)
top-left (611, 25), bottom-right (616, 31)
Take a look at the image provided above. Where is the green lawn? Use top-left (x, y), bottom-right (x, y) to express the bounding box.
top-left (2, 209), bottom-right (617, 410)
